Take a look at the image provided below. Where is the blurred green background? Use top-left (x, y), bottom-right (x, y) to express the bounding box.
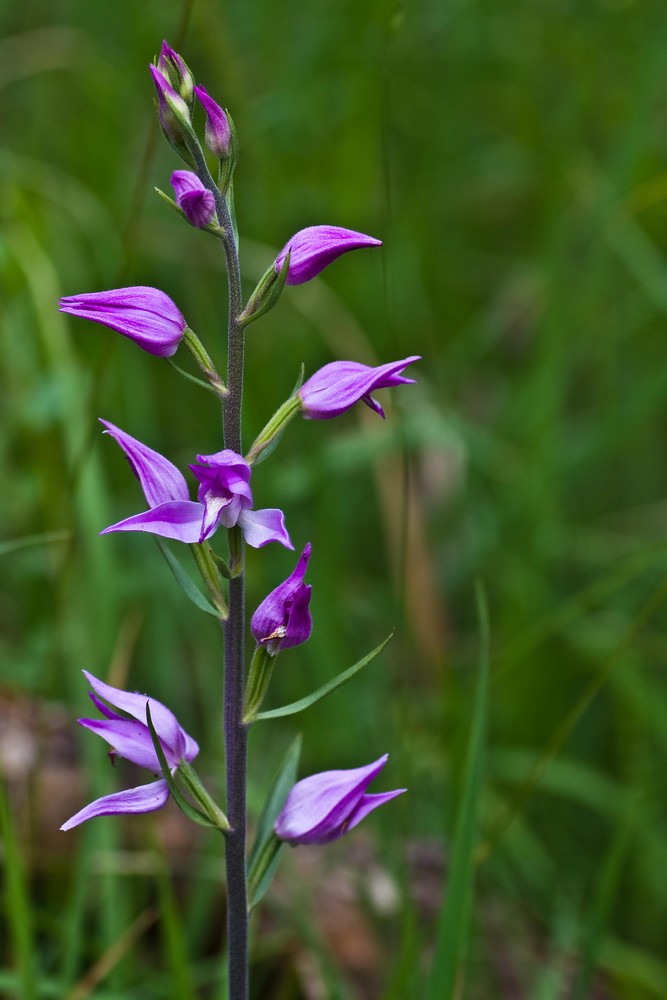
top-left (2, 0), bottom-right (667, 997)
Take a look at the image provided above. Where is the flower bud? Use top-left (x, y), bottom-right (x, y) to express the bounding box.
top-left (275, 225), bottom-right (381, 285)
top-left (193, 85), bottom-right (231, 159)
top-left (251, 544), bottom-right (312, 655)
top-left (157, 41), bottom-right (195, 107)
top-left (170, 170), bottom-right (216, 228)
top-left (150, 63), bottom-right (193, 163)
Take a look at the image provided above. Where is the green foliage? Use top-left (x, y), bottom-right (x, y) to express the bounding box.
top-left (1, 0), bottom-right (667, 996)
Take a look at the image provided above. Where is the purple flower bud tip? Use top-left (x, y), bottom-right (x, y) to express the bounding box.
top-left (275, 754), bottom-right (406, 846)
top-left (58, 286), bottom-right (187, 358)
top-left (298, 355), bottom-right (420, 420)
top-left (193, 84), bottom-right (231, 159)
top-left (274, 225), bottom-right (382, 285)
top-left (170, 170), bottom-right (216, 228)
top-left (251, 543), bottom-right (313, 653)
top-left (60, 670), bottom-right (199, 831)
top-left (149, 63), bottom-right (189, 117)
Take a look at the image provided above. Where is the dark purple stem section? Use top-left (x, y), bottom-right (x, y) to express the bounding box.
top-left (191, 139), bottom-right (249, 999)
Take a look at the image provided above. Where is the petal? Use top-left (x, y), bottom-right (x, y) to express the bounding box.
top-left (191, 450), bottom-right (252, 494)
top-left (60, 779), bottom-right (170, 830)
top-left (179, 189), bottom-right (216, 228)
top-left (238, 508), bottom-right (293, 549)
top-left (170, 170), bottom-right (204, 198)
top-left (341, 789), bottom-right (406, 837)
top-left (282, 584), bottom-right (313, 649)
top-left (275, 226), bottom-right (382, 285)
top-left (100, 420), bottom-right (190, 506)
top-left (100, 500), bottom-right (205, 543)
top-left (275, 755), bottom-right (388, 844)
top-left (82, 670), bottom-right (197, 762)
top-left (59, 286), bottom-right (185, 357)
top-left (78, 717), bottom-right (166, 770)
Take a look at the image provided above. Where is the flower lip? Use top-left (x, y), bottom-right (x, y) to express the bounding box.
top-left (275, 754), bottom-right (406, 846)
top-left (274, 225), bottom-right (382, 285)
top-left (59, 286), bottom-right (186, 358)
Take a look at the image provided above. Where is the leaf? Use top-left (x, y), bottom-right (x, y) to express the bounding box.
top-left (155, 539), bottom-right (220, 617)
top-left (247, 734), bottom-right (302, 907)
top-left (145, 705), bottom-right (218, 829)
top-left (425, 583), bottom-right (489, 1000)
top-left (253, 632), bottom-right (394, 722)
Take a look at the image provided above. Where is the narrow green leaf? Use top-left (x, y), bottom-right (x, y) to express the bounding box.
top-left (0, 781), bottom-right (36, 999)
top-left (155, 539), bottom-right (220, 617)
top-left (425, 584), bottom-right (489, 1000)
top-left (253, 632), bottom-right (394, 722)
top-left (145, 704), bottom-right (218, 829)
top-left (572, 804), bottom-right (637, 1000)
top-left (247, 734), bottom-right (302, 907)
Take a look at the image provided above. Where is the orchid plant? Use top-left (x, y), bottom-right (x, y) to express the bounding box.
top-left (59, 41), bottom-right (418, 999)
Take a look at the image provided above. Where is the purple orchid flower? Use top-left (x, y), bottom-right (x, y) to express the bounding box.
top-left (274, 754), bottom-right (405, 846)
top-left (58, 286), bottom-right (187, 358)
top-left (170, 170), bottom-right (216, 228)
top-left (251, 543), bottom-right (312, 654)
top-left (99, 420), bottom-right (292, 549)
top-left (298, 355), bottom-right (420, 419)
top-left (274, 226), bottom-right (382, 285)
top-left (194, 85), bottom-right (231, 158)
top-left (60, 670), bottom-right (199, 830)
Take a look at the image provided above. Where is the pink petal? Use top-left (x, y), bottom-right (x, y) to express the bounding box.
top-left (238, 508), bottom-right (293, 549)
top-left (100, 500), bottom-right (205, 543)
top-left (60, 779), bottom-right (170, 830)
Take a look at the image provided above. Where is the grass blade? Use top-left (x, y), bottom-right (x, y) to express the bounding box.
top-left (425, 583), bottom-right (489, 1000)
